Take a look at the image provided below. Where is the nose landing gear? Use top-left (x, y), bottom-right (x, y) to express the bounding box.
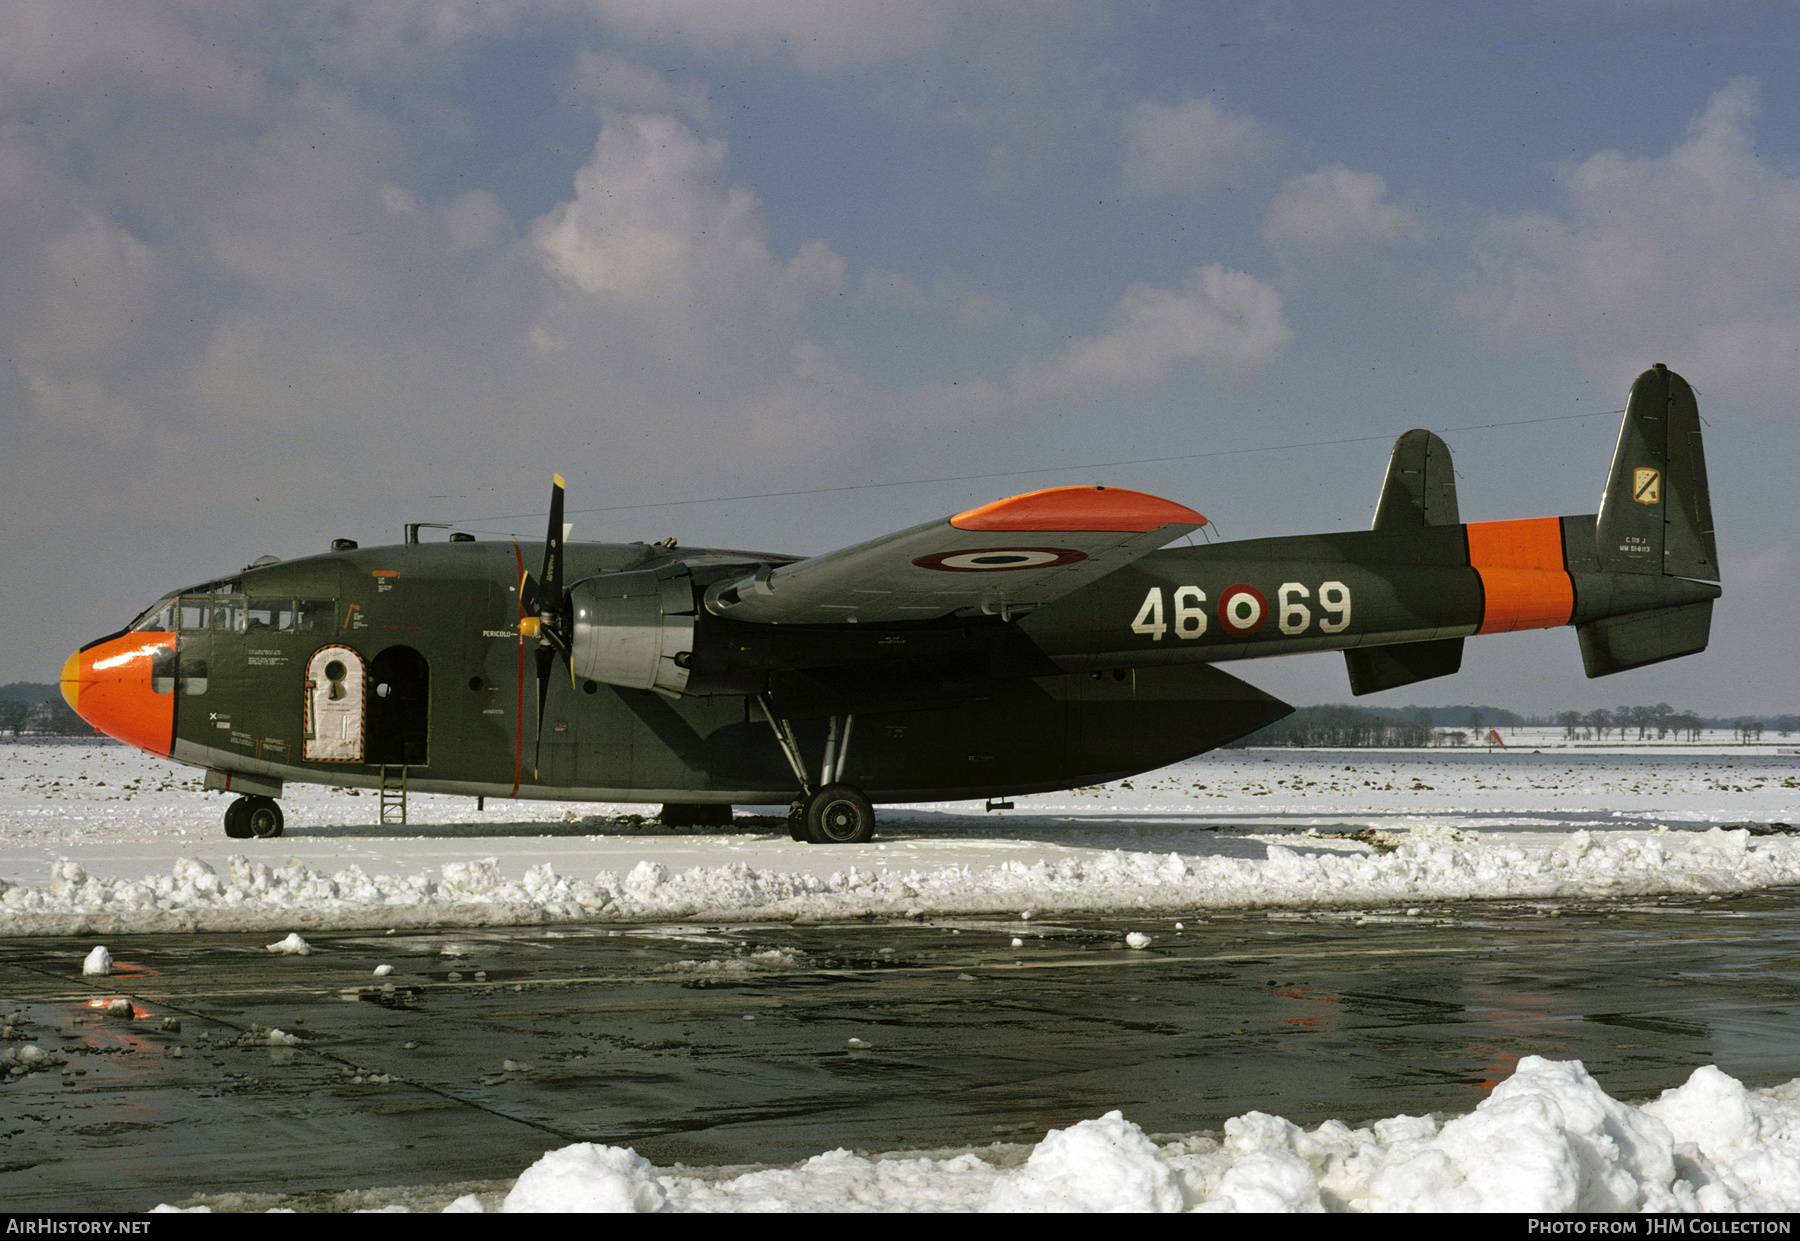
top-left (224, 795), bottom-right (285, 839)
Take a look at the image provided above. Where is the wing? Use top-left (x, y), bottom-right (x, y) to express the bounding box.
top-left (704, 486), bottom-right (1204, 624)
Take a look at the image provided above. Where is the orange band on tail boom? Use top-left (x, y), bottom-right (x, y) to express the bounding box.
top-left (1466, 517), bottom-right (1574, 635)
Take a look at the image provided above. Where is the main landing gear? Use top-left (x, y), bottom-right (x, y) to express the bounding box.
top-left (223, 795), bottom-right (284, 839)
top-left (788, 785), bottom-right (876, 844)
top-left (764, 700), bottom-right (876, 844)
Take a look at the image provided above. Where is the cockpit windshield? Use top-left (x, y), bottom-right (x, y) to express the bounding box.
top-left (127, 578), bottom-right (246, 633)
top-left (128, 596), bottom-right (179, 633)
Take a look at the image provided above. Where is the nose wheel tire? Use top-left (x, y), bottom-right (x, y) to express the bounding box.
top-left (805, 784), bottom-right (875, 844)
top-left (225, 795), bottom-right (284, 839)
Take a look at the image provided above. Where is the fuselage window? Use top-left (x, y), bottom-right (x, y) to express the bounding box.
top-left (178, 658), bottom-right (208, 696)
top-left (296, 600), bottom-right (336, 633)
top-left (151, 647), bottom-right (176, 694)
top-left (213, 597), bottom-right (245, 633)
top-left (247, 599), bottom-right (296, 632)
top-left (178, 598), bottom-right (211, 631)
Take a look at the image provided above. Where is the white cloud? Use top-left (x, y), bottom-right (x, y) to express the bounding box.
top-left (585, 0), bottom-right (952, 72)
top-left (1468, 78), bottom-right (1800, 409)
top-left (1011, 264), bottom-right (1291, 403)
top-left (528, 113), bottom-right (854, 453)
top-left (1119, 97), bottom-right (1273, 200)
top-left (567, 51), bottom-right (723, 130)
top-left (1262, 165), bottom-right (1422, 272)
top-left (536, 114), bottom-right (843, 309)
top-left (585, 1), bottom-right (1104, 192)
top-left (1, 1), bottom-right (264, 114)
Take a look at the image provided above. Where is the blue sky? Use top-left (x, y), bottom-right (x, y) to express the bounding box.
top-left (5, 1), bottom-right (1797, 716)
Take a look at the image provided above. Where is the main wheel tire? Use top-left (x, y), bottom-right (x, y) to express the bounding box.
top-left (787, 798), bottom-right (811, 842)
top-left (806, 784), bottom-right (875, 844)
top-left (244, 796), bottom-right (284, 839)
top-left (223, 797), bottom-right (253, 839)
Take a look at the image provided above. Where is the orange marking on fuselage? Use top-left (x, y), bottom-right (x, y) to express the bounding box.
top-left (1466, 518), bottom-right (1574, 635)
top-left (951, 486), bottom-right (1205, 533)
top-left (62, 635), bottom-right (175, 756)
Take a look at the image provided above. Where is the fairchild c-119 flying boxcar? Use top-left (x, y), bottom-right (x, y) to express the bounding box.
top-left (63, 366), bottom-right (1719, 844)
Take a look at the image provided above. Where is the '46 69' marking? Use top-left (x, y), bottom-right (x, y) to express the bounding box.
top-left (1131, 582), bottom-right (1351, 641)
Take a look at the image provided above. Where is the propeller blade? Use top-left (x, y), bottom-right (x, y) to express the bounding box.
top-left (540, 474), bottom-right (565, 624)
top-left (533, 641), bottom-right (555, 778)
top-left (531, 473), bottom-right (571, 778)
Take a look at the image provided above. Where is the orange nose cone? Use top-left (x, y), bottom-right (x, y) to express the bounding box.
top-left (64, 633), bottom-right (176, 756)
top-left (60, 650), bottom-right (83, 712)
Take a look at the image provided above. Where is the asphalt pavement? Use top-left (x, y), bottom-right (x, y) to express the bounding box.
top-left (3, 891), bottom-right (1799, 1210)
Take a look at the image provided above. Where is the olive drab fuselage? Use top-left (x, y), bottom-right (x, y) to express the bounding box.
top-left (62, 366), bottom-right (1722, 820)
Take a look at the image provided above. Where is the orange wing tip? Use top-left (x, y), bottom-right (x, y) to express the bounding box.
top-left (951, 486), bottom-right (1205, 533)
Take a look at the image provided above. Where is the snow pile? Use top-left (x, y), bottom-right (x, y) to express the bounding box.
top-left (503, 1144), bottom-right (668, 1213)
top-left (6, 743), bottom-right (1799, 933)
top-left (417, 1059), bottom-right (1800, 1213)
top-left (265, 932), bottom-right (312, 955)
top-left (986, 1110), bottom-right (1186, 1211)
top-left (81, 944), bottom-right (112, 975)
top-left (7, 826), bottom-right (1800, 934)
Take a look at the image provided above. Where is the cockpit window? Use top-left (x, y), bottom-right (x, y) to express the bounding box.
top-left (178, 598), bottom-right (211, 631)
top-left (247, 599), bottom-right (296, 632)
top-left (213, 598), bottom-right (245, 633)
top-left (296, 599), bottom-right (335, 633)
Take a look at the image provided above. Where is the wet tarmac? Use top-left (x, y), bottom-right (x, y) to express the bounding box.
top-left (4, 891), bottom-right (1800, 1210)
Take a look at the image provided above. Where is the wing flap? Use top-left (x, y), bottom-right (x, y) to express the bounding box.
top-left (705, 486), bottom-right (1204, 625)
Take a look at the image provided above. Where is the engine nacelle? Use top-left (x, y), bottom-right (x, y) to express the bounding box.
top-left (569, 565), bottom-right (695, 695)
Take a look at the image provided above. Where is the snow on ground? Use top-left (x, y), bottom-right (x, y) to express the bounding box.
top-left (153, 1056), bottom-right (1800, 1213)
top-left (2, 738), bottom-right (1797, 934)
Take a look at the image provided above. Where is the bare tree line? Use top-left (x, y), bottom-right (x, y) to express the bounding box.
top-left (1551, 706), bottom-right (1795, 744)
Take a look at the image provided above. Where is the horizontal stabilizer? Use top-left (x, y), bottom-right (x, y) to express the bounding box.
top-left (1373, 430), bottom-right (1460, 529)
top-left (1576, 600), bottom-right (1712, 678)
top-left (1344, 637), bottom-right (1464, 696)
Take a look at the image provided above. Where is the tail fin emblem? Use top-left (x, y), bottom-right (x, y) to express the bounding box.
top-left (1632, 467), bottom-right (1661, 504)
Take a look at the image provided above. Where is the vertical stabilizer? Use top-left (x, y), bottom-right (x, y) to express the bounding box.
top-left (1595, 365), bottom-right (1718, 580)
top-left (1372, 429), bottom-right (1460, 529)
top-left (1350, 428), bottom-right (1463, 694)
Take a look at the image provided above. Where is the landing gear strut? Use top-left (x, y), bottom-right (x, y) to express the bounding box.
top-left (762, 699), bottom-right (875, 844)
top-left (224, 795), bottom-right (284, 839)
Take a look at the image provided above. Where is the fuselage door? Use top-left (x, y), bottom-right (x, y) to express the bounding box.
top-left (304, 645), bottom-right (365, 762)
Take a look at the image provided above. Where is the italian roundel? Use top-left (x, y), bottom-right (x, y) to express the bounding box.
top-left (912, 548), bottom-right (1088, 572)
top-left (1217, 584), bottom-right (1268, 635)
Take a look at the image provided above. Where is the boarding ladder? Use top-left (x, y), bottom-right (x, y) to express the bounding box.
top-left (379, 765), bottom-right (409, 826)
